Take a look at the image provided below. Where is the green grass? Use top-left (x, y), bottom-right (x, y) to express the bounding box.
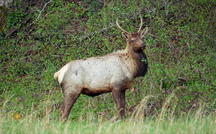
top-left (0, 114), bottom-right (215, 134)
top-left (0, 1), bottom-right (216, 133)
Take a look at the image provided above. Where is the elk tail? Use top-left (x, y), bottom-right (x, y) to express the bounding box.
top-left (54, 71), bottom-right (60, 80)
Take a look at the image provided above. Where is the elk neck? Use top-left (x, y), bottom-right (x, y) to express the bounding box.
top-left (125, 42), bottom-right (148, 78)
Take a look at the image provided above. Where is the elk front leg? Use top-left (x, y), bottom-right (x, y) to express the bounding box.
top-left (61, 90), bottom-right (80, 121)
top-left (112, 89), bottom-right (126, 119)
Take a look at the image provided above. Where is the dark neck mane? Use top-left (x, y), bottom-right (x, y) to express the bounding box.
top-left (127, 45), bottom-right (148, 78)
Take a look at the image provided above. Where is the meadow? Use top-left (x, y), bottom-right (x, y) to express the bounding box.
top-left (0, 0), bottom-right (216, 133)
top-left (1, 112), bottom-right (216, 134)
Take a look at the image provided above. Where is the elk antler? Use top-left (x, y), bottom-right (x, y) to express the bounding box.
top-left (116, 19), bottom-right (129, 33)
top-left (138, 16), bottom-right (143, 32)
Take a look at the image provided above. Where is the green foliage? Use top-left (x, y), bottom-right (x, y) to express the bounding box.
top-left (7, 8), bottom-right (25, 29)
top-left (0, 0), bottom-right (215, 120)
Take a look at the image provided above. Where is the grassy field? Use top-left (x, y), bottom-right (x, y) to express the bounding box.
top-left (0, 113), bottom-right (215, 134)
top-left (0, 1), bottom-right (216, 134)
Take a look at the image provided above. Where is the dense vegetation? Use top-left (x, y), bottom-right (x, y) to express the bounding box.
top-left (0, 0), bottom-right (216, 129)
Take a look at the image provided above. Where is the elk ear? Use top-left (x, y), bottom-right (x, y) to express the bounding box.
top-left (122, 32), bottom-right (129, 40)
top-left (141, 27), bottom-right (149, 38)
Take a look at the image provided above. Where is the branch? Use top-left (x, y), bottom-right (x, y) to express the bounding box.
top-left (31, 0), bottom-right (53, 25)
top-left (6, 0), bottom-right (53, 38)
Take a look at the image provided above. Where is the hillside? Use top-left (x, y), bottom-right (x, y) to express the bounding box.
top-left (0, 0), bottom-right (216, 121)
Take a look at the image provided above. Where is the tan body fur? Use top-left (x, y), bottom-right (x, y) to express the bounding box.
top-left (54, 18), bottom-right (149, 120)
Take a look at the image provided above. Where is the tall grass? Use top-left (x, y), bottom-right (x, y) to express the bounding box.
top-left (0, 113), bottom-right (215, 134)
top-left (1, 94), bottom-right (215, 134)
top-left (0, 1), bottom-right (216, 133)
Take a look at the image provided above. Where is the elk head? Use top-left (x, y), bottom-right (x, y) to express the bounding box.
top-left (116, 17), bottom-right (148, 52)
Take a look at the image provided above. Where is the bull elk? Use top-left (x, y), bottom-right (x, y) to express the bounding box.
top-left (54, 17), bottom-right (149, 120)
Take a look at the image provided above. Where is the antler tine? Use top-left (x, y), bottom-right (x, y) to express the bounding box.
top-left (116, 19), bottom-right (128, 33)
top-left (138, 16), bottom-right (143, 32)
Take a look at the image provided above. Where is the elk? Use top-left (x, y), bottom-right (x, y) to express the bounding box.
top-left (54, 18), bottom-right (148, 120)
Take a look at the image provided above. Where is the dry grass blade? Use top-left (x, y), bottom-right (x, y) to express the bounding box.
top-left (130, 95), bottom-right (154, 121)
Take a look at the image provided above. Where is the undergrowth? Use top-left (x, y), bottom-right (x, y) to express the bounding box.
top-left (0, 111), bottom-right (215, 134)
top-left (0, 0), bottom-right (216, 121)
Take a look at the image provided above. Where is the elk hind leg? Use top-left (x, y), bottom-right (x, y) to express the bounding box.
top-left (61, 87), bottom-right (81, 121)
